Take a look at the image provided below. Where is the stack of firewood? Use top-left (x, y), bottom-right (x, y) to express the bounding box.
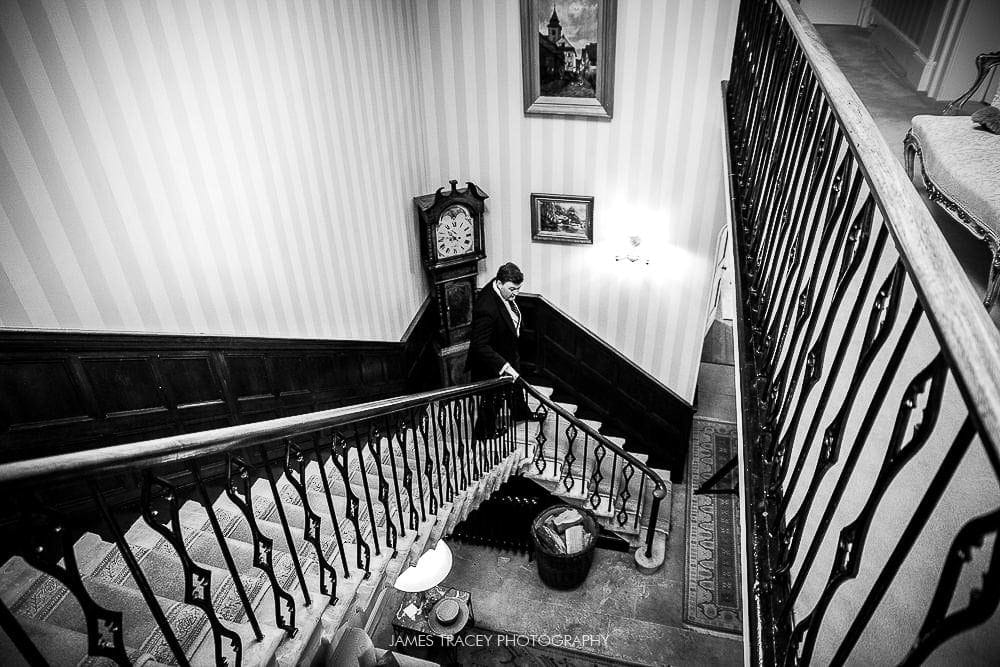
top-left (534, 507), bottom-right (592, 555)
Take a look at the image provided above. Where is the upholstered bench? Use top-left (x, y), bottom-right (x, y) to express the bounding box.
top-left (904, 51), bottom-right (1000, 310)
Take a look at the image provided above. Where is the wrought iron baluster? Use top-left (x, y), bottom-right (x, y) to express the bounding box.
top-left (380, 416), bottom-right (407, 538)
top-left (607, 454), bottom-right (618, 513)
top-left (434, 400), bottom-right (455, 503)
top-left (309, 432), bottom-right (351, 578)
top-left (561, 423), bottom-right (578, 492)
top-left (761, 119), bottom-right (846, 370)
top-left (281, 441), bottom-right (337, 600)
top-left (902, 507), bottom-right (1000, 664)
top-left (764, 166), bottom-right (867, 432)
top-left (464, 395), bottom-right (480, 481)
top-left (752, 70), bottom-right (817, 278)
top-left (588, 441), bottom-right (606, 510)
top-left (191, 462), bottom-right (265, 639)
top-left (502, 386), bottom-right (513, 460)
top-left (478, 392), bottom-right (494, 468)
top-left (366, 423), bottom-right (399, 553)
top-left (224, 455), bottom-right (296, 634)
top-left (328, 433), bottom-right (371, 577)
top-left (762, 164), bottom-right (862, 436)
top-left (777, 260), bottom-right (907, 513)
top-left (450, 399), bottom-right (468, 490)
top-left (407, 408), bottom-right (428, 522)
top-left (616, 462), bottom-right (635, 527)
top-left (19, 505), bottom-right (132, 666)
top-left (553, 413), bottom-right (561, 478)
top-left (829, 418), bottom-right (978, 665)
top-left (779, 299), bottom-right (923, 592)
top-left (354, 430), bottom-right (385, 555)
top-left (789, 355), bottom-right (950, 663)
top-left (742, 31), bottom-right (793, 200)
top-left (532, 405), bottom-right (549, 474)
top-left (417, 406), bottom-right (438, 516)
top-left (91, 481), bottom-right (193, 664)
top-left (752, 84), bottom-right (822, 331)
top-left (746, 51), bottom-right (807, 247)
top-left (258, 445), bottom-right (312, 605)
top-left (141, 473), bottom-right (243, 666)
top-left (750, 78), bottom-right (819, 297)
top-left (769, 223), bottom-right (889, 491)
top-left (634, 475), bottom-right (647, 531)
top-left (393, 414), bottom-right (420, 531)
top-left (758, 106), bottom-right (837, 342)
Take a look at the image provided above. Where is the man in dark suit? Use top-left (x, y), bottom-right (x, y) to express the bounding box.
top-left (468, 262), bottom-right (524, 381)
top-left (468, 262), bottom-right (529, 438)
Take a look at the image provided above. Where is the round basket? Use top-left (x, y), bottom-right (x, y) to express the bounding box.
top-left (530, 504), bottom-right (599, 590)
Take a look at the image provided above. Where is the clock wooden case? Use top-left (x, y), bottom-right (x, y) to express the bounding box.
top-left (414, 180), bottom-right (488, 382)
top-left (415, 180), bottom-right (488, 271)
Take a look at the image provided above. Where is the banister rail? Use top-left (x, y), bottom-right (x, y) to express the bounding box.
top-left (0, 377), bottom-right (520, 665)
top-left (518, 380), bottom-right (667, 560)
top-left (773, 0), bottom-right (1000, 442)
top-left (726, 0), bottom-right (1000, 665)
top-left (0, 378), bottom-right (512, 486)
top-left (520, 381), bottom-right (668, 495)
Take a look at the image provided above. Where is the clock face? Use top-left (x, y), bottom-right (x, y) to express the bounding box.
top-left (435, 205), bottom-right (475, 259)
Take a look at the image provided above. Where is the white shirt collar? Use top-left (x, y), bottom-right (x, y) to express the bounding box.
top-left (493, 280), bottom-right (520, 334)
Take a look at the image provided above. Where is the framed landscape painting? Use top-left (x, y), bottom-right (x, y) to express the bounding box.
top-left (530, 194), bottom-right (594, 244)
top-left (520, 0), bottom-right (617, 119)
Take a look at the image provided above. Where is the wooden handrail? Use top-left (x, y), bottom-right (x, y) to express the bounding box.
top-left (775, 0), bottom-right (1000, 449)
top-left (519, 380), bottom-right (668, 499)
top-left (0, 378), bottom-right (512, 486)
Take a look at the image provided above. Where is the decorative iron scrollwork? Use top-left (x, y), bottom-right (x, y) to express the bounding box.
top-left (19, 509), bottom-right (130, 665)
top-left (225, 455), bottom-right (297, 634)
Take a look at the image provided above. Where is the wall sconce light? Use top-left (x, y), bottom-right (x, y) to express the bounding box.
top-left (616, 235), bottom-right (650, 265)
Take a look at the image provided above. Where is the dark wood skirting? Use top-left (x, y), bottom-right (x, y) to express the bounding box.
top-left (517, 294), bottom-right (694, 482)
top-left (0, 298), bottom-right (439, 464)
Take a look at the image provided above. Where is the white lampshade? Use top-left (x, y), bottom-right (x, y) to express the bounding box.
top-left (393, 540), bottom-right (453, 593)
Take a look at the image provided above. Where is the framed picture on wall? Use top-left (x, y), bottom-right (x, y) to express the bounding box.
top-left (520, 0), bottom-right (617, 119)
top-left (530, 193), bottom-right (594, 244)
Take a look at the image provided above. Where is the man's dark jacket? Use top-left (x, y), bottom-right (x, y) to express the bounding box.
top-left (467, 282), bottom-right (520, 380)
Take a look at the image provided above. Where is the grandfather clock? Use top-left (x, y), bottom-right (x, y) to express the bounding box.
top-left (414, 180), bottom-right (488, 385)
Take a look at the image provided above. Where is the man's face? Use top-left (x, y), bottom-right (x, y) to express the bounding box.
top-left (498, 281), bottom-right (522, 301)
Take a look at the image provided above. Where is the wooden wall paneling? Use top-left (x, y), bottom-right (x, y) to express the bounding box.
top-left (519, 295), bottom-right (693, 482)
top-left (0, 314), bottom-right (443, 465)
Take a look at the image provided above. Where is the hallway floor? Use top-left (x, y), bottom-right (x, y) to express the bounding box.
top-left (370, 324), bottom-right (743, 665)
top-left (815, 25), bottom-right (1000, 327)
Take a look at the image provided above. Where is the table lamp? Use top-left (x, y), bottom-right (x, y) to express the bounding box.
top-left (393, 540), bottom-right (463, 630)
top-left (393, 540), bottom-right (453, 594)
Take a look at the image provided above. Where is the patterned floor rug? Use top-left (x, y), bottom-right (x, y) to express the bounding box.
top-left (684, 418), bottom-right (743, 635)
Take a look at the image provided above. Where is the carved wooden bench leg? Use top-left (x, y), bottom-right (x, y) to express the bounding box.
top-left (987, 244), bottom-right (1000, 311)
top-left (903, 131), bottom-right (917, 180)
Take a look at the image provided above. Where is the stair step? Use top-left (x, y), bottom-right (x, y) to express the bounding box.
top-left (0, 613), bottom-right (168, 666)
top-left (0, 394), bottom-right (545, 666)
top-left (8, 566), bottom-right (210, 665)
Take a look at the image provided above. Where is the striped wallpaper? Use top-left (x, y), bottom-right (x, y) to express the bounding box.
top-left (1, 0), bottom-right (739, 402)
top-left (1, 0), bottom-right (431, 341)
top-left (412, 0), bottom-right (739, 398)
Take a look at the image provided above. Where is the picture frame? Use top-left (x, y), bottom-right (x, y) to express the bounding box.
top-left (530, 193), bottom-right (594, 244)
top-left (520, 0), bottom-right (617, 119)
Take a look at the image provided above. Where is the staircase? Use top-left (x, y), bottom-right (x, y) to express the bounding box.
top-left (514, 386), bottom-right (671, 572)
top-left (0, 379), bottom-right (671, 665)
